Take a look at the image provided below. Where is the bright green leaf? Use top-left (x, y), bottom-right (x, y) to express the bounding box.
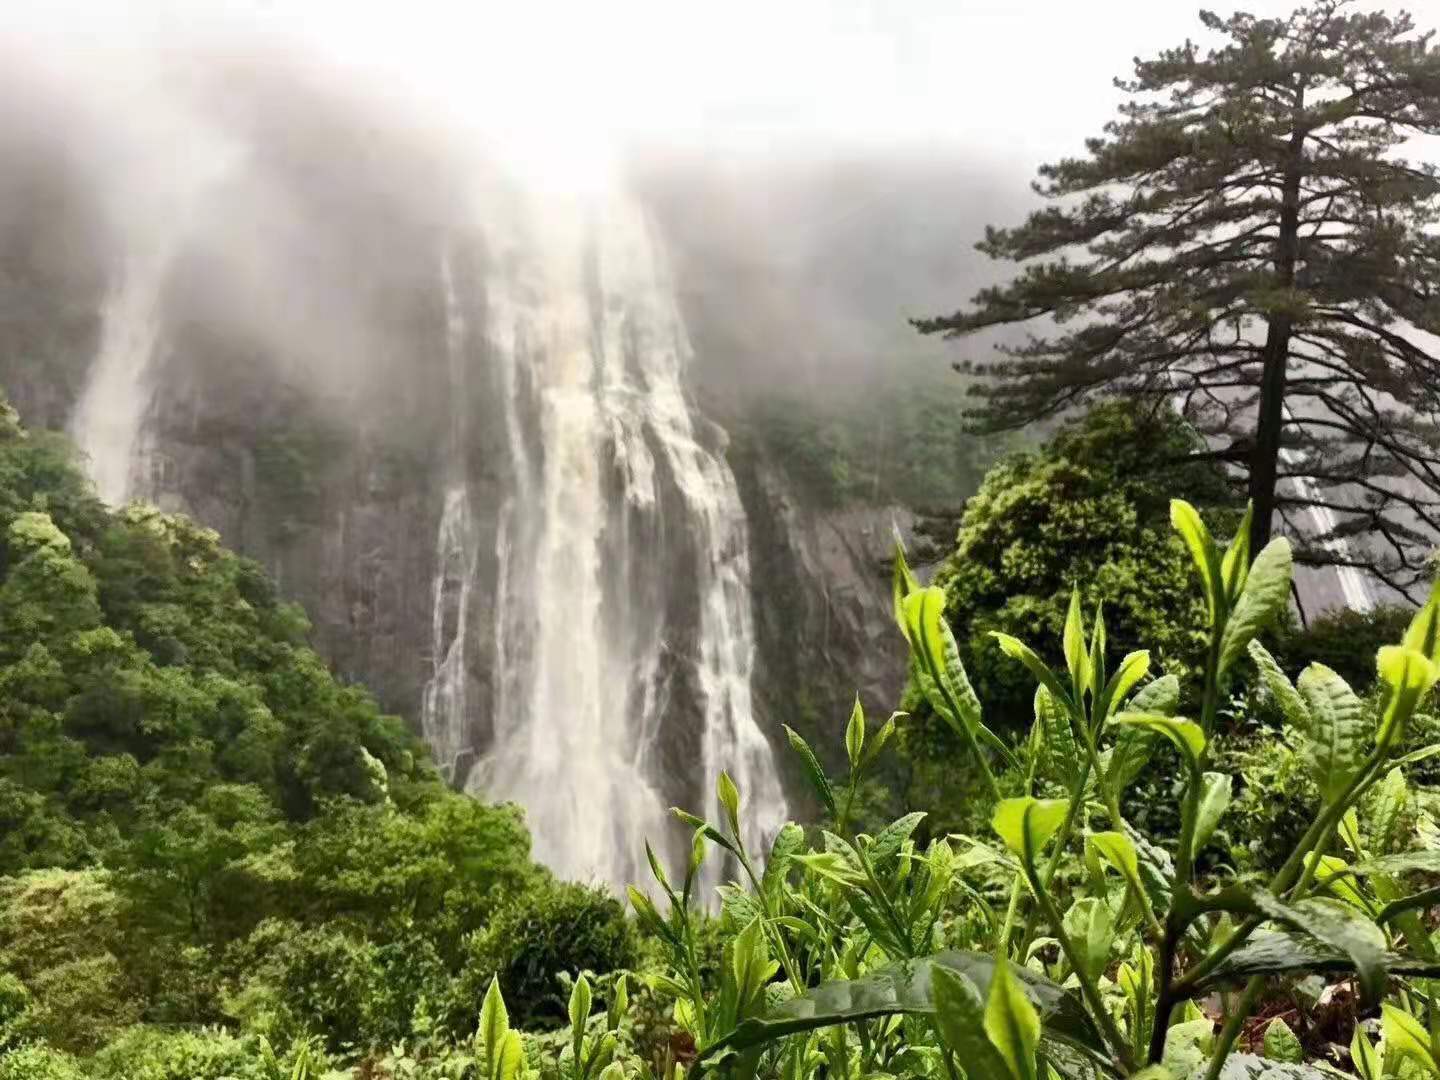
top-left (845, 696), bottom-right (865, 771)
top-left (984, 954), bottom-right (1040, 1080)
top-left (1297, 662), bottom-right (1366, 803)
top-left (1171, 499), bottom-right (1224, 627)
top-left (1218, 537), bottom-right (1293, 677)
top-left (992, 798), bottom-right (1070, 864)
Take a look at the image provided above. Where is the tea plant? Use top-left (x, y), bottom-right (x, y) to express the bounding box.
top-left (629, 499), bottom-right (1440, 1080)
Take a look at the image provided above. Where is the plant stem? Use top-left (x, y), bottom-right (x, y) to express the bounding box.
top-left (1024, 859), bottom-right (1135, 1072)
top-left (1202, 976), bottom-right (1263, 1080)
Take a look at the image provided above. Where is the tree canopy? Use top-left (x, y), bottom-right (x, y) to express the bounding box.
top-left (918, 1), bottom-right (1440, 597)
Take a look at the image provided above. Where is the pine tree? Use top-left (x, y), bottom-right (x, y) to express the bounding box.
top-left (918, 2), bottom-right (1440, 597)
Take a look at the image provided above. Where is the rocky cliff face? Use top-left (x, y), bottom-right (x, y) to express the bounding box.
top-left (0, 70), bottom-right (983, 878)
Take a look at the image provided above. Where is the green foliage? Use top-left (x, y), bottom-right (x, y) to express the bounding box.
top-left (917, 2), bottom-right (1440, 596)
top-left (0, 394), bottom-right (554, 1071)
top-left (929, 402), bottom-right (1230, 731)
top-left (624, 485), bottom-right (1440, 1080)
top-left (453, 882), bottom-right (639, 1032)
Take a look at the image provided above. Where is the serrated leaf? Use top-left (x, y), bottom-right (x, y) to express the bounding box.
top-left (904, 588), bottom-right (984, 733)
top-left (1035, 685), bottom-right (1082, 785)
top-left (570, 973), bottom-right (593, 1056)
top-left (1060, 897), bottom-right (1114, 984)
top-left (845, 696), bottom-right (865, 770)
top-left (1352, 1025), bottom-right (1383, 1080)
top-left (986, 954), bottom-right (1040, 1080)
top-left (1111, 712), bottom-right (1206, 772)
top-left (932, 966), bottom-right (1012, 1078)
top-left (1172, 499), bottom-right (1224, 626)
top-left (792, 852), bottom-right (865, 888)
top-left (1129, 674), bottom-right (1181, 716)
top-left (1089, 605), bottom-right (1107, 709)
top-left (1297, 662), bottom-right (1366, 802)
top-left (1215, 1054), bottom-right (1334, 1079)
top-left (1201, 889), bottom-right (1388, 1004)
top-left (1248, 640), bottom-right (1310, 732)
top-left (1344, 849), bottom-right (1440, 877)
top-left (782, 726), bottom-right (837, 818)
top-left (1095, 650), bottom-right (1150, 727)
top-left (1262, 1017), bottom-right (1302, 1063)
top-left (1377, 646), bottom-right (1440, 744)
top-left (1162, 1017), bottom-right (1215, 1078)
top-left (992, 798), bottom-right (1070, 864)
top-left (1369, 767), bottom-right (1408, 854)
top-left (494, 1029), bottom-right (523, 1080)
top-left (698, 949), bottom-right (1104, 1061)
top-left (1383, 1004), bottom-right (1440, 1076)
top-left (870, 812), bottom-right (927, 864)
top-left (717, 772), bottom-right (741, 837)
top-left (861, 712), bottom-right (902, 769)
top-left (1193, 772), bottom-right (1232, 856)
top-left (762, 823), bottom-right (805, 904)
top-left (1198, 928), bottom-right (1440, 984)
top-left (1087, 831), bottom-right (1140, 887)
top-left (893, 543), bottom-right (921, 633)
top-left (480, 976), bottom-right (509, 1077)
top-left (1404, 585), bottom-right (1440, 667)
top-left (1218, 537), bottom-right (1292, 677)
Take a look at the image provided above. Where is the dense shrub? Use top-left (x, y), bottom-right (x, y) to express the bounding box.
top-left (930, 402), bottom-right (1233, 730)
top-left (451, 881), bottom-right (639, 1031)
top-left (0, 1043), bottom-right (85, 1080)
top-left (1274, 604), bottom-right (1414, 693)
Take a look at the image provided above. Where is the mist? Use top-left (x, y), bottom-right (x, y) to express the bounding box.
top-left (0, 0), bottom-right (1326, 423)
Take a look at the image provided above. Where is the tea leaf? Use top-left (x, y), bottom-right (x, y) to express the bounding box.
top-left (985, 954), bottom-right (1040, 1080)
top-left (932, 965), bottom-right (1011, 1079)
top-left (1060, 897), bottom-right (1114, 984)
top-left (1193, 772), bottom-right (1233, 857)
top-left (1171, 499), bottom-right (1224, 626)
top-left (1249, 640), bottom-right (1310, 732)
top-left (1383, 1004), bottom-right (1440, 1076)
top-left (1297, 662), bottom-right (1366, 802)
top-left (1218, 537), bottom-right (1292, 677)
top-left (845, 695), bottom-right (865, 771)
top-left (1063, 588), bottom-right (1089, 700)
top-left (1111, 713), bottom-right (1205, 773)
top-left (782, 726), bottom-right (837, 818)
top-left (992, 798), bottom-right (1070, 863)
top-left (480, 976), bottom-right (509, 1079)
top-left (1262, 1017), bottom-right (1302, 1063)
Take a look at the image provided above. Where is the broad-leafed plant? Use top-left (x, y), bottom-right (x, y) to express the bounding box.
top-left (631, 498), bottom-right (1440, 1080)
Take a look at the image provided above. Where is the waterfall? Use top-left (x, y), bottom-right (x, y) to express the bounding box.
top-left (70, 251), bottom-right (172, 505)
top-left (419, 251), bottom-right (481, 780)
top-left (453, 185), bottom-right (789, 893)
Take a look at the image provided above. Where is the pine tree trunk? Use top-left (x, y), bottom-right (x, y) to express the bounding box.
top-left (1248, 91), bottom-right (1307, 560)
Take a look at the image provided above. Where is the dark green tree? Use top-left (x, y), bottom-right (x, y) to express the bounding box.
top-left (918, 2), bottom-right (1440, 597)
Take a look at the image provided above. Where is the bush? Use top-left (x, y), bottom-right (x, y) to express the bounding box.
top-left (930, 403), bottom-right (1233, 730)
top-left (0, 1043), bottom-right (85, 1080)
top-left (1274, 604), bottom-right (1414, 693)
top-left (450, 881), bottom-right (638, 1031)
top-left (88, 1026), bottom-right (321, 1080)
top-left (0, 869), bottom-right (139, 1052)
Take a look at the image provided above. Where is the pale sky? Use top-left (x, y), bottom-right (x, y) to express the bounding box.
top-left (6, 0), bottom-right (1440, 183)
top-left (2, 0), bottom-right (1440, 197)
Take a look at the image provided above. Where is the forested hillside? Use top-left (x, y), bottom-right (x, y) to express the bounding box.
top-left (0, 397), bottom-right (635, 1076)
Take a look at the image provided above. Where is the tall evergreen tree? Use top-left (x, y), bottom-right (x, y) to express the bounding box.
top-left (918, 1), bottom-right (1440, 597)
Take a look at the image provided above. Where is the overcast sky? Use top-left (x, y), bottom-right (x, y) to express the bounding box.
top-left (9, 0), bottom-right (1437, 187)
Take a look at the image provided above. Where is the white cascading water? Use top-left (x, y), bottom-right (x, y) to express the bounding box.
top-left (460, 184), bottom-right (789, 893)
top-left (70, 251), bottom-right (173, 504)
top-left (420, 252), bottom-right (482, 782)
